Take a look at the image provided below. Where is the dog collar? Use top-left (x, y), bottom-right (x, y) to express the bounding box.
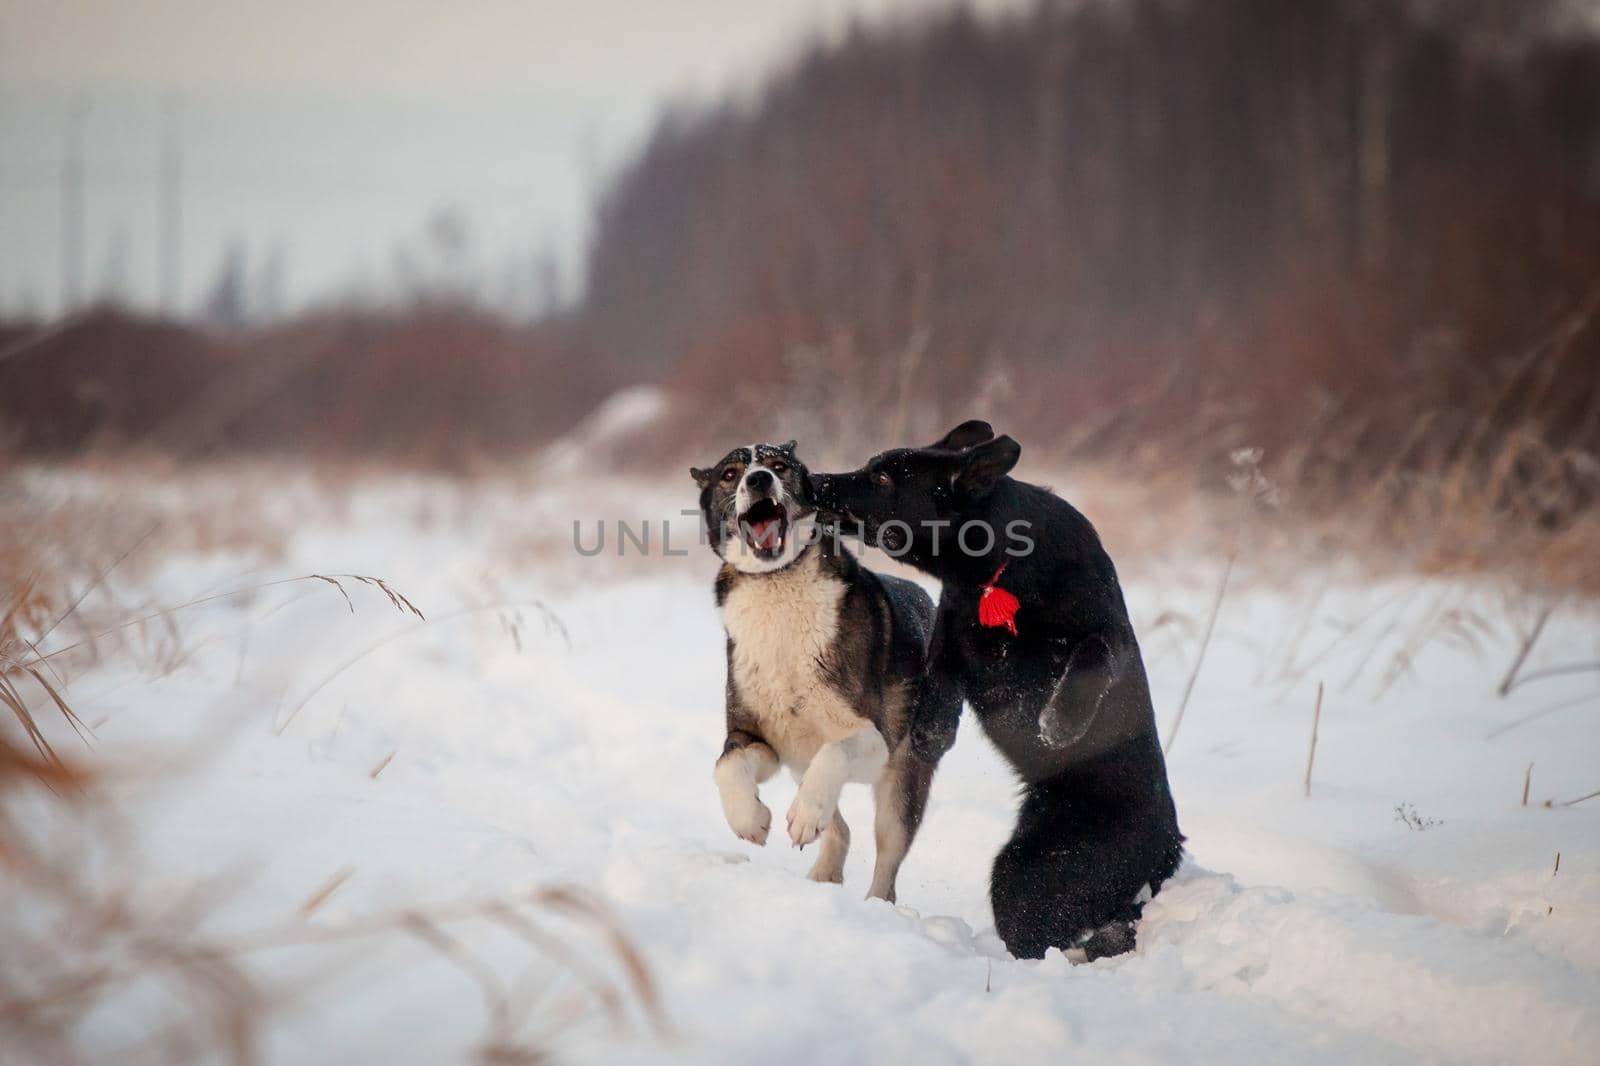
top-left (978, 562), bottom-right (1020, 636)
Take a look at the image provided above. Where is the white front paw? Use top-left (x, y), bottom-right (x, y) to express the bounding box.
top-left (723, 792), bottom-right (771, 845)
top-left (786, 786), bottom-right (836, 848)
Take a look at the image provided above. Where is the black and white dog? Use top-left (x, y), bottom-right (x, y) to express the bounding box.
top-left (813, 422), bottom-right (1185, 959)
top-left (691, 441), bottom-right (941, 900)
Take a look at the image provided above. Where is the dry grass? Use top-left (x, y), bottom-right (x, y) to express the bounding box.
top-left (1031, 414), bottom-right (1599, 600)
top-left (1304, 682), bottom-right (1324, 799)
top-left (272, 596), bottom-right (566, 736)
top-left (0, 466), bottom-right (658, 1065)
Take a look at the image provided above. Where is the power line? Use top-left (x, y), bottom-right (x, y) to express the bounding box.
top-left (61, 95), bottom-right (88, 312)
top-left (160, 93), bottom-right (184, 315)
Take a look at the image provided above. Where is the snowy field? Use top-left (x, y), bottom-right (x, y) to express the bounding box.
top-left (8, 467), bottom-right (1600, 1064)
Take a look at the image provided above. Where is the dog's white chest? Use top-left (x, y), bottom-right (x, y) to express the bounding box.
top-left (720, 557), bottom-right (857, 764)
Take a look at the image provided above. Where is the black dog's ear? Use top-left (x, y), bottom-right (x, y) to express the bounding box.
top-left (778, 439), bottom-right (798, 454)
top-left (690, 466), bottom-right (714, 489)
top-left (928, 420), bottom-right (995, 452)
top-left (954, 435), bottom-right (1020, 499)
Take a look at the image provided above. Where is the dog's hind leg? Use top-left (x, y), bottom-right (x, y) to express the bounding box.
top-left (866, 741), bottom-right (935, 902)
top-left (806, 813), bottom-right (850, 884)
top-left (1077, 920), bottom-right (1137, 961)
top-left (989, 801), bottom-right (1149, 960)
top-left (1038, 633), bottom-right (1123, 749)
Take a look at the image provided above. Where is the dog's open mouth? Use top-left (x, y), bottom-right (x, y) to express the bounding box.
top-left (739, 498), bottom-right (789, 559)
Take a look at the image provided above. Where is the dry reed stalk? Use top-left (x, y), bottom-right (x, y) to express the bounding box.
top-left (1264, 580), bottom-right (1327, 686)
top-left (28, 522), bottom-right (161, 650)
top-left (1163, 551), bottom-right (1233, 756)
top-left (533, 886), bottom-right (664, 1030)
top-left (1304, 681), bottom-right (1323, 798)
top-left (1372, 586), bottom-right (1456, 699)
top-left (1523, 763), bottom-right (1534, 807)
top-left (1310, 585), bottom-right (1416, 693)
top-left (1486, 691), bottom-right (1596, 740)
top-left (20, 572), bottom-right (424, 673)
top-left (402, 912), bottom-right (513, 1040)
top-left (0, 667), bottom-right (90, 786)
top-left (1502, 659), bottom-right (1600, 695)
top-left (221, 884), bottom-right (665, 1029)
top-left (298, 867), bottom-right (357, 917)
top-left (273, 598), bottom-right (566, 736)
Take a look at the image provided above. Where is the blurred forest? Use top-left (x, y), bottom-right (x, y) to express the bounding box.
top-left (0, 309), bottom-right (612, 461)
top-left (4, 0), bottom-right (1599, 531)
top-left (587, 1), bottom-right (1600, 484)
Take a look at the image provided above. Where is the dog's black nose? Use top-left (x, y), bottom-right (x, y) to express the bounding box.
top-left (745, 468), bottom-right (775, 491)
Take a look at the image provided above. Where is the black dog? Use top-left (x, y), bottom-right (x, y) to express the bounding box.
top-left (813, 422), bottom-right (1183, 959)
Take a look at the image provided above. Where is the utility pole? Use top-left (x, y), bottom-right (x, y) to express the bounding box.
top-left (61, 95), bottom-right (88, 314)
top-left (160, 93), bottom-right (183, 316)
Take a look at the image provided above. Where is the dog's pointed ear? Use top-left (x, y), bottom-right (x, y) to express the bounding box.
top-left (778, 439), bottom-right (798, 455)
top-left (954, 435), bottom-right (1020, 499)
top-left (928, 420), bottom-right (995, 452)
top-left (690, 466), bottom-right (714, 489)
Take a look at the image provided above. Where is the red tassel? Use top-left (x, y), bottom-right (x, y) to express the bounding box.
top-left (978, 564), bottom-right (1020, 636)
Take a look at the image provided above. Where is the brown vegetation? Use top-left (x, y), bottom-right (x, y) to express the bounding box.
top-left (0, 307), bottom-right (616, 465)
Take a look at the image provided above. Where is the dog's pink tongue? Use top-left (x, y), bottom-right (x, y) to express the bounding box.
top-left (751, 518), bottom-right (781, 549)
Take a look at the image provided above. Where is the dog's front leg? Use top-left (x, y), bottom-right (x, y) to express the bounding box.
top-left (908, 663), bottom-right (963, 762)
top-left (787, 726), bottom-right (888, 847)
top-left (866, 740), bottom-right (936, 902)
top-left (1038, 632), bottom-right (1124, 749)
top-left (716, 729), bottom-right (778, 845)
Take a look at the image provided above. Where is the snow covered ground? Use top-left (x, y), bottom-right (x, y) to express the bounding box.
top-left (8, 467), bottom-right (1599, 1064)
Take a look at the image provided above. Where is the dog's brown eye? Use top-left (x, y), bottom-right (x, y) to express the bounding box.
top-left (875, 471), bottom-right (892, 487)
top-left (721, 468), bottom-right (738, 483)
top-left (770, 461), bottom-right (787, 474)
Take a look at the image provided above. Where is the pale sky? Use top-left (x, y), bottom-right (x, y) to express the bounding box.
top-left (0, 0), bottom-right (1010, 318)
